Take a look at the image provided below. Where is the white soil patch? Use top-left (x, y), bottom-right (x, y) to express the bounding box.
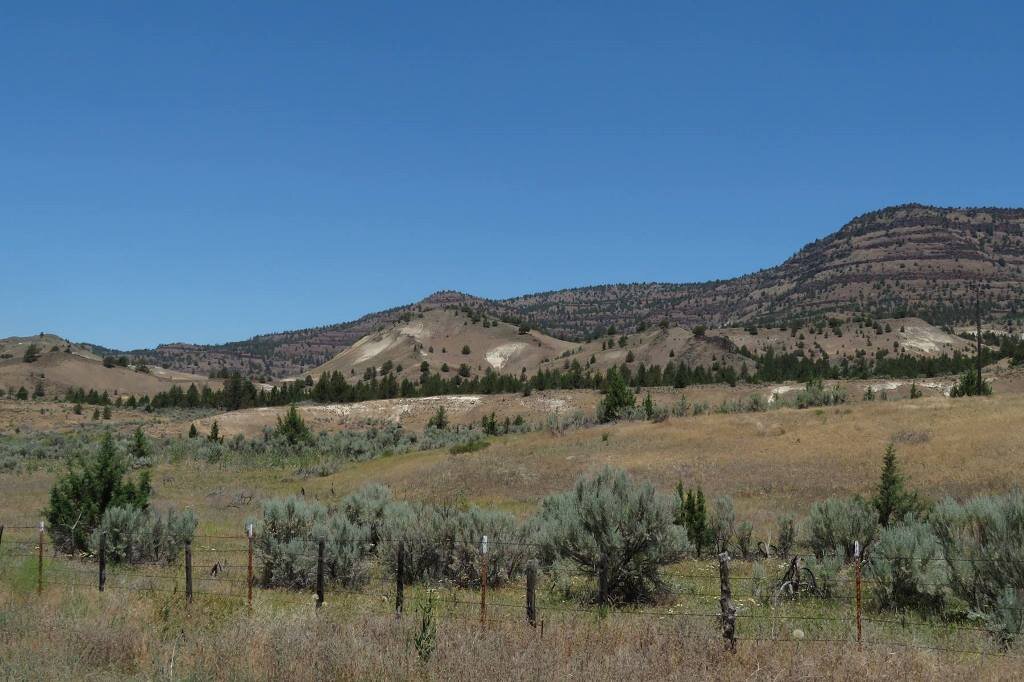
top-left (485, 342), bottom-right (527, 370)
top-left (351, 334), bottom-right (399, 364)
top-left (399, 321), bottom-right (430, 341)
top-left (901, 325), bottom-right (955, 354)
top-left (870, 381), bottom-right (902, 392)
top-left (766, 385), bottom-right (798, 403)
top-left (540, 397), bottom-right (567, 410)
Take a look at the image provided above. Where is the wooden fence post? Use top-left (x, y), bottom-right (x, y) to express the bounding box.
top-left (526, 559), bottom-right (538, 627)
top-left (395, 541), bottom-right (405, 618)
top-left (99, 533), bottom-right (106, 592)
top-left (316, 539), bottom-right (325, 609)
top-left (0, 524), bottom-right (5, 552)
top-left (247, 523), bottom-right (254, 608)
top-left (718, 551), bottom-right (736, 653)
top-left (37, 520), bottom-right (44, 595)
top-left (480, 535), bottom-right (488, 626)
top-left (185, 541), bottom-right (193, 605)
top-left (855, 541), bottom-right (863, 647)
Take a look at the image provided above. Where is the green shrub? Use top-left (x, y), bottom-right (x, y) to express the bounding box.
top-left (868, 518), bottom-right (948, 614)
top-left (449, 439), bottom-right (490, 454)
top-left (321, 514), bottom-right (370, 587)
top-left (89, 505), bottom-right (196, 565)
top-left (340, 483), bottom-right (393, 546)
top-left (377, 502), bottom-right (528, 588)
top-left (275, 404), bottom-right (313, 445)
top-left (790, 378), bottom-right (847, 408)
top-left (711, 496), bottom-right (736, 553)
top-left (536, 467), bottom-right (688, 603)
top-left (949, 371), bottom-right (992, 397)
top-left (256, 496), bottom-right (326, 588)
top-left (597, 368), bottom-right (635, 423)
top-left (776, 514), bottom-right (796, 559)
top-left (46, 432), bottom-right (152, 553)
top-left (805, 496), bottom-right (877, 560)
top-left (929, 491), bottom-right (1024, 641)
top-left (873, 444), bottom-right (922, 527)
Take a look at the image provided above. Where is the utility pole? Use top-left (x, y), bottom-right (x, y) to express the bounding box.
top-left (975, 286), bottom-right (983, 393)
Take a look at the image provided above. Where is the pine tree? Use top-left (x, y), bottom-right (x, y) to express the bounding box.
top-left (16, 386), bottom-right (28, 400)
top-left (128, 427), bottom-right (149, 459)
top-left (45, 431), bottom-right (151, 553)
top-left (427, 405), bottom-right (449, 430)
top-left (275, 403), bottom-right (313, 445)
top-left (598, 367), bottom-right (635, 422)
top-left (208, 420), bottom-right (222, 443)
top-left (873, 444), bottom-right (920, 526)
top-left (188, 423), bottom-right (198, 438)
top-left (102, 405), bottom-right (112, 420)
top-left (22, 344), bottom-right (40, 363)
top-left (643, 392), bottom-right (655, 419)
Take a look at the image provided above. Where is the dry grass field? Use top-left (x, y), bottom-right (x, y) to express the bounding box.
top-left (2, 374), bottom-right (1024, 679)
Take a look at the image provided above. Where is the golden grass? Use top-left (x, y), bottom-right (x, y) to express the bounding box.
top-left (3, 392), bottom-right (1024, 677)
top-left (0, 575), bottom-right (1018, 681)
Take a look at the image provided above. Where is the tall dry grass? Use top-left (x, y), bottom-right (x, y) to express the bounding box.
top-left (0, 583), bottom-right (1017, 681)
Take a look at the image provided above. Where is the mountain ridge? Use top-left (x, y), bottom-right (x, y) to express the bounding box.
top-left (66, 204), bottom-right (1024, 377)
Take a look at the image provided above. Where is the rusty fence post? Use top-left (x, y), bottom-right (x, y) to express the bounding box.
top-left (718, 551), bottom-right (736, 653)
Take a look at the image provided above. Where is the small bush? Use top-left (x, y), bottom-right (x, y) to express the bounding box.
top-left (711, 496), bottom-right (736, 553)
top-left (449, 439), bottom-right (489, 454)
top-left (805, 496), bottom-right (877, 560)
top-left (537, 467), bottom-right (688, 604)
top-left (929, 491), bottom-right (1024, 641)
top-left (776, 514), bottom-right (796, 559)
top-left (90, 505), bottom-right (196, 565)
top-left (340, 483), bottom-right (393, 546)
top-left (868, 518), bottom-right (948, 614)
top-left (790, 378), bottom-right (847, 408)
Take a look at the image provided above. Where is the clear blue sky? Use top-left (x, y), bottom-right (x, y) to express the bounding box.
top-left (4, 2), bottom-right (1023, 349)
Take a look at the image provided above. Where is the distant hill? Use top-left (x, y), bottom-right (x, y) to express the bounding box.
top-left (94, 204), bottom-right (1024, 377)
top-left (0, 333), bottom-right (219, 399)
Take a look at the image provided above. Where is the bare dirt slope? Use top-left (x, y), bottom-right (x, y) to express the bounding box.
top-left (0, 350), bottom-right (218, 399)
top-left (309, 308), bottom-right (575, 381)
top-left (716, 317), bottom-right (978, 362)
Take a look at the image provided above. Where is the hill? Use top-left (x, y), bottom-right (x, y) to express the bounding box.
top-left (85, 205), bottom-right (1024, 377)
top-left (0, 333), bottom-right (219, 399)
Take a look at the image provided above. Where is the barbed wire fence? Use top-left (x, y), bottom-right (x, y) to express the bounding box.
top-left (0, 520), bottom-right (1020, 660)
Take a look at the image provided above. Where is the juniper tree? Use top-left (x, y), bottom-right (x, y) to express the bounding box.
top-left (275, 403), bottom-right (313, 445)
top-left (874, 444), bottom-right (920, 527)
top-left (598, 367), bottom-right (635, 422)
top-left (128, 427), bottom-right (150, 459)
top-left (22, 344), bottom-right (40, 363)
top-left (46, 431), bottom-right (152, 553)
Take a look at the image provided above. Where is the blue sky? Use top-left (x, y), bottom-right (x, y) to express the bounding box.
top-left (3, 2), bottom-right (1023, 349)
